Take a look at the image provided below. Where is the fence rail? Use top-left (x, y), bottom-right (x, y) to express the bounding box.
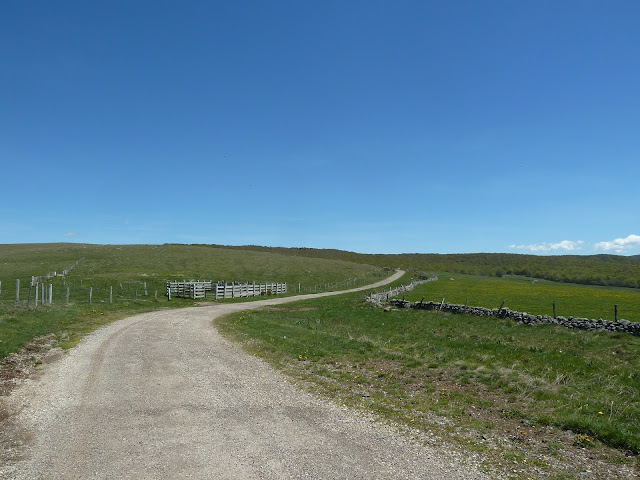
top-left (3, 272), bottom-right (382, 308)
top-left (165, 281), bottom-right (287, 300)
top-left (215, 282), bottom-right (287, 300)
top-left (166, 280), bottom-right (214, 297)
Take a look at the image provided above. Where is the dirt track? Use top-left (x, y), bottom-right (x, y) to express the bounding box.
top-left (1, 271), bottom-right (488, 479)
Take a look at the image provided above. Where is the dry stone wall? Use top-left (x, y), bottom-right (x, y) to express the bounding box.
top-left (365, 276), bottom-right (438, 306)
top-left (387, 299), bottom-right (640, 336)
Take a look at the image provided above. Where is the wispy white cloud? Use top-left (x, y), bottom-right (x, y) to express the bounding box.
top-left (594, 234), bottom-right (640, 253)
top-left (64, 232), bottom-right (79, 237)
top-left (508, 240), bottom-right (584, 253)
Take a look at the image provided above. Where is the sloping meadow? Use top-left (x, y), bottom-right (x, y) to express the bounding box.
top-left (0, 243), bottom-right (384, 360)
top-left (218, 273), bottom-right (640, 478)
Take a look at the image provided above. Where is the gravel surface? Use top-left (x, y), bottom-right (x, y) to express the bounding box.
top-left (1, 272), bottom-right (489, 479)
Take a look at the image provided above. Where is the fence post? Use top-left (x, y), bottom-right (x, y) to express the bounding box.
top-left (35, 282), bottom-right (39, 306)
top-left (66, 286), bottom-right (70, 304)
top-left (110, 286), bottom-right (113, 303)
top-left (615, 304), bottom-right (618, 322)
top-left (498, 300), bottom-right (506, 314)
top-left (553, 301), bottom-right (556, 319)
top-left (15, 279), bottom-right (20, 306)
top-left (49, 283), bottom-right (53, 304)
top-left (89, 287), bottom-right (93, 305)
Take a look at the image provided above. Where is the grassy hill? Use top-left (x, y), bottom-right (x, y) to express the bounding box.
top-left (2, 242), bottom-right (639, 477)
top-left (0, 243), bottom-right (384, 286)
top-left (0, 243), bottom-right (385, 360)
top-left (209, 245), bottom-right (640, 289)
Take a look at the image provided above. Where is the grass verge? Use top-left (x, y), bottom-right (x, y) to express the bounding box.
top-left (0, 296), bottom-right (194, 359)
top-left (217, 284), bottom-right (640, 479)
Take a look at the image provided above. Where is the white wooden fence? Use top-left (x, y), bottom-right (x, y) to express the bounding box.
top-left (214, 282), bottom-right (287, 300)
top-left (166, 281), bottom-right (287, 300)
top-left (166, 280), bottom-right (213, 298)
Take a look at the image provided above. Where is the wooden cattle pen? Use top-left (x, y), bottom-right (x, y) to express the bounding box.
top-left (166, 280), bottom-right (287, 300)
top-left (166, 280), bottom-right (213, 299)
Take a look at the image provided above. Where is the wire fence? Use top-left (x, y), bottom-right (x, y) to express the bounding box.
top-left (365, 275), bottom-right (438, 306)
top-left (3, 276), bottom-right (168, 308)
top-left (1, 271), bottom-right (387, 309)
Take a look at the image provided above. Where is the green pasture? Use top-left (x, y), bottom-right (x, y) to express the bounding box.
top-left (215, 246), bottom-right (640, 289)
top-left (219, 276), bottom-right (640, 477)
top-left (0, 243), bottom-right (383, 287)
top-left (403, 274), bottom-right (640, 322)
top-left (0, 243), bottom-right (383, 360)
top-left (3, 243), bottom-right (640, 477)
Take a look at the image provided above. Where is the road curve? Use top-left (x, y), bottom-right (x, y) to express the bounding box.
top-left (2, 271), bottom-right (488, 479)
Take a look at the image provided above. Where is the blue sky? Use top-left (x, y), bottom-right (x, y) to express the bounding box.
top-left (1, 1), bottom-right (639, 254)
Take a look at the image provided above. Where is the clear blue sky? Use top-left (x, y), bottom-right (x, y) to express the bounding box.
top-left (1, 1), bottom-right (639, 254)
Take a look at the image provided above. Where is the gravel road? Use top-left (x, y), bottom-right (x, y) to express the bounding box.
top-left (1, 272), bottom-right (489, 479)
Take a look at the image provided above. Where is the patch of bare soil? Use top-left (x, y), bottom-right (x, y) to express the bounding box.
top-left (0, 335), bottom-right (62, 396)
top-left (0, 335), bottom-right (63, 468)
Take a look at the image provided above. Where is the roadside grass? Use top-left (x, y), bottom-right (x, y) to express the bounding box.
top-left (0, 294), bottom-right (195, 358)
top-left (218, 284), bottom-right (640, 478)
top-left (0, 243), bottom-right (384, 361)
top-left (405, 274), bottom-right (640, 323)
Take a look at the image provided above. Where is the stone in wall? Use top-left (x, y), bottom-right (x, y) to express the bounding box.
top-left (386, 299), bottom-right (640, 336)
